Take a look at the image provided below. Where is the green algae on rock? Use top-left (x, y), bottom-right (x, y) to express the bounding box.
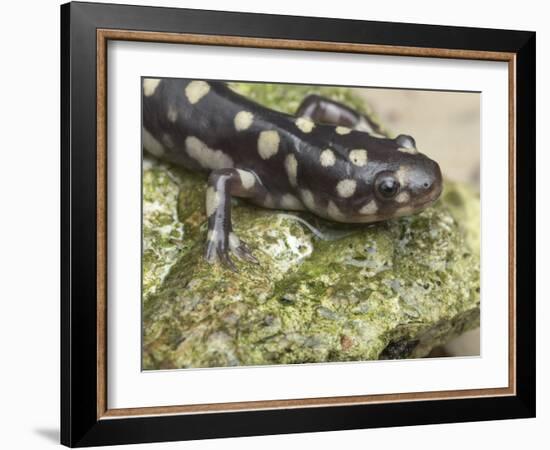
top-left (141, 83), bottom-right (480, 370)
top-left (142, 163), bottom-right (185, 303)
top-left (142, 163), bottom-right (480, 368)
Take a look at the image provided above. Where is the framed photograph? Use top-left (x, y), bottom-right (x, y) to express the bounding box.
top-left (61, 1), bottom-right (535, 447)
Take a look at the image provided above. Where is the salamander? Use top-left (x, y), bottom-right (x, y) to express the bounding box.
top-left (142, 78), bottom-right (443, 269)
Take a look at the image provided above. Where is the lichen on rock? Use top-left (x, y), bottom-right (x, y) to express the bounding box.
top-left (141, 83), bottom-right (480, 370)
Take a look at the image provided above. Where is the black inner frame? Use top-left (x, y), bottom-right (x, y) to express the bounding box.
top-left (61, 2), bottom-right (535, 447)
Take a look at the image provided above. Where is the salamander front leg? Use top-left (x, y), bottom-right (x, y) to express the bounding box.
top-left (296, 94), bottom-right (384, 135)
top-left (204, 168), bottom-right (260, 270)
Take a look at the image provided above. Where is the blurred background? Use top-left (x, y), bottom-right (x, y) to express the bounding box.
top-left (358, 88), bottom-right (480, 189)
top-left (358, 87), bottom-right (480, 357)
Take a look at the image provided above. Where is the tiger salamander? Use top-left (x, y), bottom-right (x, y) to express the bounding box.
top-left (142, 78), bottom-right (443, 269)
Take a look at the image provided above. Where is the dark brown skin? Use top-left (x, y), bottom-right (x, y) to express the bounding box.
top-left (142, 78), bottom-right (443, 269)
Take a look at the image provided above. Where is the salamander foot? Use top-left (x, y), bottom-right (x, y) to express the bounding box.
top-left (204, 231), bottom-right (259, 271)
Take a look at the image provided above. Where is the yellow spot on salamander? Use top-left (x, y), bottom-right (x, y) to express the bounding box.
top-left (234, 111), bottom-right (254, 131)
top-left (280, 194), bottom-right (303, 210)
top-left (359, 199), bottom-right (378, 215)
top-left (143, 78), bottom-right (161, 96)
top-left (237, 169), bottom-right (255, 189)
top-left (285, 154), bottom-right (298, 187)
top-left (349, 149), bottom-right (368, 167)
top-left (320, 149), bottom-right (336, 167)
top-left (257, 130), bottom-right (280, 159)
top-left (142, 128), bottom-right (165, 157)
top-left (395, 166), bottom-right (412, 186)
top-left (335, 126), bottom-right (352, 135)
top-left (295, 117), bottom-right (315, 133)
top-left (185, 80), bottom-right (210, 104)
top-left (336, 179), bottom-right (357, 198)
top-left (395, 191), bottom-right (410, 203)
top-left (300, 189), bottom-right (316, 211)
top-left (185, 136), bottom-right (233, 170)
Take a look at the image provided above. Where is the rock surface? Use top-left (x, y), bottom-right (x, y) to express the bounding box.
top-left (142, 83), bottom-right (480, 370)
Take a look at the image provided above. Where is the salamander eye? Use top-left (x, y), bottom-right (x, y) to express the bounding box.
top-left (375, 173), bottom-right (400, 199)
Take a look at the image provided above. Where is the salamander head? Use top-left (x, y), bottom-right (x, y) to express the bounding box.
top-left (359, 133), bottom-right (442, 222)
top-left (372, 145), bottom-right (443, 220)
top-left (309, 131), bottom-right (443, 223)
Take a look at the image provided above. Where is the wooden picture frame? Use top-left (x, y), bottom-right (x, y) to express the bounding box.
top-left (61, 1), bottom-right (535, 447)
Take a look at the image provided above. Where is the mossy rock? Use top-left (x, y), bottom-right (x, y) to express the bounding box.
top-left (142, 83), bottom-right (480, 370)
